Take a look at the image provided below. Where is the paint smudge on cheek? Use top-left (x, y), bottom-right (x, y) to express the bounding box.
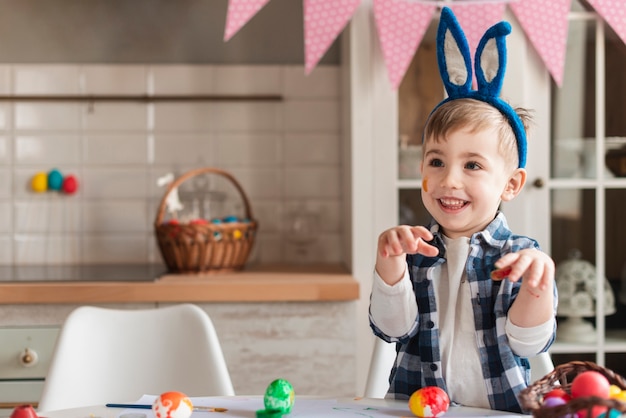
top-left (422, 176), bottom-right (428, 192)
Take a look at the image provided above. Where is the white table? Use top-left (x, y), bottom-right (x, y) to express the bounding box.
top-left (39, 396), bottom-right (525, 418)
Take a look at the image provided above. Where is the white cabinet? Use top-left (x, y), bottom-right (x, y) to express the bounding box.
top-left (348, 1), bottom-right (626, 383)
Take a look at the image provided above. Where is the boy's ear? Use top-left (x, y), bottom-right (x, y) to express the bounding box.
top-left (501, 168), bottom-right (527, 201)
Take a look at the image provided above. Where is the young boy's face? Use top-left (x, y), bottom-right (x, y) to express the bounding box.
top-left (420, 125), bottom-right (525, 239)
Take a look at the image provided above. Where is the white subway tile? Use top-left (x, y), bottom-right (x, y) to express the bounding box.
top-left (0, 202), bottom-right (11, 233)
top-left (283, 133), bottom-right (340, 165)
top-left (0, 168), bottom-right (10, 198)
top-left (14, 234), bottom-right (81, 264)
top-left (211, 102), bottom-right (281, 132)
top-left (81, 65), bottom-right (148, 95)
top-left (82, 200), bottom-right (149, 232)
top-left (15, 135), bottom-right (81, 165)
top-left (152, 66), bottom-right (215, 94)
top-left (82, 103), bottom-right (148, 131)
top-left (15, 103), bottom-right (81, 130)
top-left (13, 65), bottom-right (81, 94)
top-left (0, 236), bottom-right (11, 264)
top-left (153, 103), bottom-right (213, 131)
top-left (153, 134), bottom-right (214, 165)
top-left (226, 168), bottom-right (282, 199)
top-left (213, 66), bottom-right (282, 95)
top-left (81, 234), bottom-right (148, 263)
top-left (14, 199), bottom-right (81, 233)
top-left (82, 168), bottom-right (149, 199)
top-left (0, 104), bottom-right (10, 129)
top-left (0, 137), bottom-right (8, 163)
top-left (249, 233), bottom-right (283, 265)
top-left (215, 133), bottom-right (281, 166)
top-left (85, 134), bottom-right (148, 165)
top-left (284, 66), bottom-right (340, 98)
top-left (284, 167), bottom-right (340, 198)
top-left (251, 200), bottom-right (282, 233)
top-left (283, 200), bottom-right (340, 233)
top-left (283, 100), bottom-right (339, 132)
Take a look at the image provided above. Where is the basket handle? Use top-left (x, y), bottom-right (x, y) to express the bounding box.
top-left (154, 167), bottom-right (254, 226)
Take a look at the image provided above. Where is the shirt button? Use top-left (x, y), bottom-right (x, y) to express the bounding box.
top-left (427, 321), bottom-right (435, 329)
top-left (430, 363), bottom-right (438, 371)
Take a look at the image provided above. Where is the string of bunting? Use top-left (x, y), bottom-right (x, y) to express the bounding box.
top-left (223, 0), bottom-right (626, 90)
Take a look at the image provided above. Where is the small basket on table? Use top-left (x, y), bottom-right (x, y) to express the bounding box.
top-left (519, 361), bottom-right (626, 418)
top-left (154, 167), bottom-right (258, 274)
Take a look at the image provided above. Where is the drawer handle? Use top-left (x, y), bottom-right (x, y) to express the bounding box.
top-left (19, 348), bottom-right (39, 367)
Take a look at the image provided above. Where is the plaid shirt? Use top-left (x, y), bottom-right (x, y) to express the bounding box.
top-left (370, 212), bottom-right (557, 413)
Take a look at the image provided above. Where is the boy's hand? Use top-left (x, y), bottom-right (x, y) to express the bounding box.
top-left (493, 249), bottom-right (555, 291)
top-left (377, 225), bottom-right (439, 258)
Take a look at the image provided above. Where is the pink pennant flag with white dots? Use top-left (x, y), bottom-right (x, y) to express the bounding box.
top-left (374, 0), bottom-right (435, 90)
top-left (448, 2), bottom-right (507, 59)
top-left (224, 0), bottom-right (271, 41)
top-left (304, 0), bottom-right (362, 74)
top-left (586, 0), bottom-right (626, 46)
top-left (510, 0), bottom-right (573, 87)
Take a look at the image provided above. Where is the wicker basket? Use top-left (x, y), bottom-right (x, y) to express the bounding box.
top-left (154, 167), bottom-right (258, 274)
top-left (519, 361), bottom-right (626, 418)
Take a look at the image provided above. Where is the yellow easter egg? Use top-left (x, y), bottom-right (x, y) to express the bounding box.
top-left (610, 388), bottom-right (626, 402)
top-left (609, 385), bottom-right (622, 398)
top-left (233, 229), bottom-right (242, 240)
top-left (31, 172), bottom-right (48, 192)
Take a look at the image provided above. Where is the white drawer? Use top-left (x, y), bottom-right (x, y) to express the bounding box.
top-left (0, 326), bottom-right (59, 379)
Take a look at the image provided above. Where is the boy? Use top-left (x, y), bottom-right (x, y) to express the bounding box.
top-left (369, 8), bottom-right (557, 413)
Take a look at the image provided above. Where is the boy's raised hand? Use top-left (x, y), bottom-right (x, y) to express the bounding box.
top-left (493, 249), bottom-right (555, 291)
top-left (378, 225), bottom-right (439, 258)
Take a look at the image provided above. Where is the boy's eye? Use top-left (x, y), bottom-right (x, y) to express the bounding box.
top-left (428, 158), bottom-right (444, 167)
top-left (465, 161), bottom-right (481, 170)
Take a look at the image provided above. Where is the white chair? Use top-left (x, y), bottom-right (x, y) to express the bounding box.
top-left (38, 303), bottom-right (234, 412)
top-left (364, 338), bottom-right (554, 398)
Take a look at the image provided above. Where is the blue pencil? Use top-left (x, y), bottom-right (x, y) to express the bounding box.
top-left (105, 404), bottom-right (227, 412)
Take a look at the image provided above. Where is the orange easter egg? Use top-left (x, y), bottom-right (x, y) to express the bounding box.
top-left (408, 387), bottom-right (450, 418)
top-left (152, 391), bottom-right (193, 418)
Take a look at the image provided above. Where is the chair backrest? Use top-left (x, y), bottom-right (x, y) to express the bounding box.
top-left (38, 303), bottom-right (234, 412)
top-left (364, 337), bottom-right (396, 398)
top-left (364, 338), bottom-right (554, 398)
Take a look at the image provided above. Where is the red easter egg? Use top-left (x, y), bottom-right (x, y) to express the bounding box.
top-left (577, 405), bottom-right (610, 418)
top-left (571, 371), bottom-right (610, 399)
top-left (545, 388), bottom-right (572, 402)
top-left (62, 175), bottom-right (78, 194)
top-left (10, 405), bottom-right (38, 418)
top-left (408, 387), bottom-right (450, 418)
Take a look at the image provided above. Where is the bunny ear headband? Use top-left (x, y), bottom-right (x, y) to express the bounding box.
top-left (434, 6), bottom-right (527, 168)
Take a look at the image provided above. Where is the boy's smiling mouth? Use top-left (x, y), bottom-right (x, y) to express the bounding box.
top-left (438, 197), bottom-right (469, 210)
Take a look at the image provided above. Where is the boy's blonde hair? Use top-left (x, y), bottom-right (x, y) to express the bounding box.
top-left (423, 98), bottom-right (533, 170)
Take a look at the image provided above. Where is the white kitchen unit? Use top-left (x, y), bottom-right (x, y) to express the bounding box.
top-left (346, 0), bottom-right (626, 384)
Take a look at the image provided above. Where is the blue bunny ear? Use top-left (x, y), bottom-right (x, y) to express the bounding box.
top-left (475, 21), bottom-right (512, 99)
top-left (437, 7), bottom-right (472, 99)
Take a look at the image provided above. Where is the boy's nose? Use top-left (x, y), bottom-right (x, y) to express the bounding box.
top-left (439, 168), bottom-right (463, 189)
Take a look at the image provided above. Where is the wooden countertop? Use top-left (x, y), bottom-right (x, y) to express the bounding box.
top-left (0, 264), bottom-right (359, 304)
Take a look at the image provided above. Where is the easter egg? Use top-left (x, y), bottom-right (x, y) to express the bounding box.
top-left (263, 379), bottom-right (295, 414)
top-left (408, 387), bottom-right (450, 418)
top-left (545, 388), bottom-right (572, 402)
top-left (571, 371), bottom-right (610, 399)
top-left (597, 409), bottom-right (622, 418)
top-left (31, 172), bottom-right (47, 193)
top-left (10, 405), bottom-right (39, 418)
top-left (62, 175), bottom-right (78, 194)
top-left (47, 169), bottom-right (63, 191)
top-left (152, 391), bottom-right (193, 418)
top-left (543, 397), bottom-right (566, 408)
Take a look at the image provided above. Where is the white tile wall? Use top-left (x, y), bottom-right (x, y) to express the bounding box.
top-left (0, 64), bottom-right (342, 265)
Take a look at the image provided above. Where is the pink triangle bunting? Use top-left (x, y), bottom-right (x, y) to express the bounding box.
top-left (586, 0), bottom-right (626, 46)
top-left (448, 2), bottom-right (507, 59)
top-left (304, 0), bottom-right (362, 75)
top-left (510, 0), bottom-right (572, 87)
top-left (374, 0), bottom-right (435, 90)
top-left (224, 0), bottom-right (271, 41)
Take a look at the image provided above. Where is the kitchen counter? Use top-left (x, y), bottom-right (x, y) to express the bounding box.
top-left (0, 264), bottom-right (359, 304)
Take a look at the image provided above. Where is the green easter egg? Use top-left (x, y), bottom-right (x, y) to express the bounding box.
top-left (263, 379), bottom-right (294, 414)
top-left (48, 169), bottom-right (63, 191)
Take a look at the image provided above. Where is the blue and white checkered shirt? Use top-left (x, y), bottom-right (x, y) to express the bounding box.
top-left (369, 212), bottom-right (557, 413)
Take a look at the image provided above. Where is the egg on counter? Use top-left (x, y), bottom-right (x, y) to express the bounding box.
top-left (152, 391), bottom-right (193, 418)
top-left (408, 386), bottom-right (450, 418)
top-left (263, 378), bottom-right (295, 414)
top-left (10, 404), bottom-right (39, 418)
